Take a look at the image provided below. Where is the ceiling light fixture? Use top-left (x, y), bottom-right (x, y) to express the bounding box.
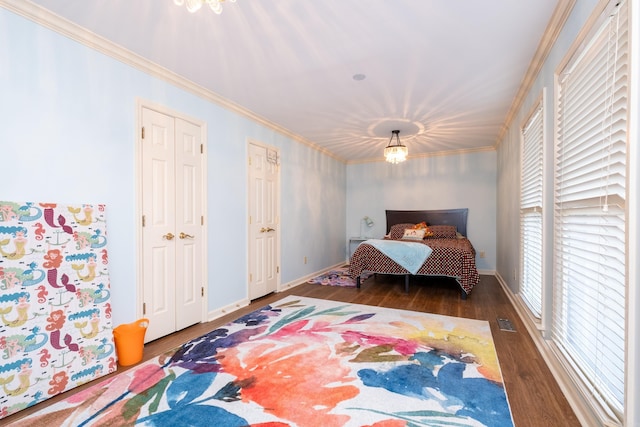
top-left (173, 0), bottom-right (236, 15)
top-left (384, 130), bottom-right (408, 164)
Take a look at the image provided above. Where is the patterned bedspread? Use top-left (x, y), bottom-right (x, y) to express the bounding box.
top-left (348, 238), bottom-right (480, 294)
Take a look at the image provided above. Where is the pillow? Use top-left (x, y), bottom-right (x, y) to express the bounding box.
top-left (410, 221), bottom-right (434, 237)
top-left (388, 223), bottom-right (416, 240)
top-left (428, 225), bottom-right (457, 239)
top-left (402, 228), bottom-right (425, 240)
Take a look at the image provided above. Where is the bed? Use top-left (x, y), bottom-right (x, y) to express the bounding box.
top-left (348, 209), bottom-right (480, 298)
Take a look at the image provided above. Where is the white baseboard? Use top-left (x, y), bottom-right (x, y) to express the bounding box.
top-left (278, 262), bottom-right (345, 291)
top-left (206, 262), bottom-right (344, 321)
top-left (206, 298), bottom-right (250, 323)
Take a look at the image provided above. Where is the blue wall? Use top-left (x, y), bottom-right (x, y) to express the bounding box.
top-left (346, 151), bottom-right (497, 272)
top-left (1, 6), bottom-right (498, 330)
top-left (0, 9), bottom-right (346, 326)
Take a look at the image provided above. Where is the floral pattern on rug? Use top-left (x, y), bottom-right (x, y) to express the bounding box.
top-left (15, 296), bottom-right (514, 427)
top-left (307, 267), bottom-right (371, 287)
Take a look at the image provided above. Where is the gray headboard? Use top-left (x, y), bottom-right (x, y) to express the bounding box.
top-left (385, 209), bottom-right (468, 236)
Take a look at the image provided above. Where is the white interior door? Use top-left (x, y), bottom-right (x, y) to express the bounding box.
top-left (174, 118), bottom-right (204, 331)
top-left (141, 108), bottom-right (176, 342)
top-left (248, 142), bottom-right (279, 300)
top-left (140, 106), bottom-right (205, 342)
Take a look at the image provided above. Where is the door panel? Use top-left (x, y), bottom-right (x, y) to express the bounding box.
top-left (264, 177), bottom-right (276, 284)
top-left (141, 107), bottom-right (204, 342)
top-left (248, 143), bottom-right (279, 300)
top-left (174, 118), bottom-right (203, 330)
top-left (142, 108), bottom-right (176, 342)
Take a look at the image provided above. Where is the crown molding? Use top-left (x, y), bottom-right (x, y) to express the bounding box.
top-left (0, 0), bottom-right (345, 163)
top-left (347, 144), bottom-right (495, 165)
top-left (0, 0), bottom-right (510, 165)
top-left (494, 0), bottom-right (576, 148)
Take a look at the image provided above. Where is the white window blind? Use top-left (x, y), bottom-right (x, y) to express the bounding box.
top-left (520, 100), bottom-right (544, 318)
top-left (553, 0), bottom-right (627, 421)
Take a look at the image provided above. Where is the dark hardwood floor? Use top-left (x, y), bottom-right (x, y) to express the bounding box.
top-left (3, 274), bottom-right (580, 426)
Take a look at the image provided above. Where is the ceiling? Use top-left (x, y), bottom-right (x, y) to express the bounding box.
top-left (25, 0), bottom-right (561, 163)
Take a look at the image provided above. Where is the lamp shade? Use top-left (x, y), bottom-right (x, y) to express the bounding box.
top-left (384, 145), bottom-right (408, 163)
top-left (384, 130), bottom-right (408, 164)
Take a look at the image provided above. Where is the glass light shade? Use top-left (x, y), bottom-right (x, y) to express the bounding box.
top-left (176, 0), bottom-right (235, 14)
top-left (384, 145), bottom-right (408, 164)
top-left (208, 1), bottom-right (223, 14)
top-left (185, 0), bottom-right (203, 12)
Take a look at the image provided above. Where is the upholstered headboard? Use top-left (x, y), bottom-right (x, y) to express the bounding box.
top-left (385, 209), bottom-right (468, 236)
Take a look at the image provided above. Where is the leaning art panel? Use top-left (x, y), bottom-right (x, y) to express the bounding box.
top-left (0, 201), bottom-right (116, 419)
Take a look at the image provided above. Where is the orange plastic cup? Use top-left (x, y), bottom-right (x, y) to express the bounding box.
top-left (113, 318), bottom-right (149, 366)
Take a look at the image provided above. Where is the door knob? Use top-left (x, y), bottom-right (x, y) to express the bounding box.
top-left (266, 227), bottom-right (275, 232)
top-left (163, 232), bottom-right (175, 240)
top-left (179, 232), bottom-right (194, 239)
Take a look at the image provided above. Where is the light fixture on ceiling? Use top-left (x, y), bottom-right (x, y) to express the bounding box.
top-left (384, 130), bottom-right (408, 164)
top-left (173, 0), bottom-right (236, 15)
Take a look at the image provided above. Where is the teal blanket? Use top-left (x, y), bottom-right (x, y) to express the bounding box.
top-left (365, 239), bottom-right (432, 275)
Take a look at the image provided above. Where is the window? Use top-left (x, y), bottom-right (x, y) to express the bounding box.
top-left (520, 97), bottom-right (544, 318)
top-left (554, 0), bottom-right (628, 421)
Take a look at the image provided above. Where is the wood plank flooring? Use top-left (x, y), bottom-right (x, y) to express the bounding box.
top-left (3, 274), bottom-right (580, 426)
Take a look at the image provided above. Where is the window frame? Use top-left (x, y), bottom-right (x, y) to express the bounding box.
top-left (551, 0), bottom-right (629, 422)
top-left (519, 92), bottom-right (545, 320)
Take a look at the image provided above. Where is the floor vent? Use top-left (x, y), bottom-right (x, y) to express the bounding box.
top-left (497, 318), bottom-right (516, 332)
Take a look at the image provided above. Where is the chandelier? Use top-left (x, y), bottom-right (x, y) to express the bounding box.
top-left (384, 130), bottom-right (408, 164)
top-left (173, 0), bottom-right (236, 15)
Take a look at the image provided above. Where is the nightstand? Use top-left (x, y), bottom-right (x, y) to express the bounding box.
top-left (348, 237), bottom-right (369, 258)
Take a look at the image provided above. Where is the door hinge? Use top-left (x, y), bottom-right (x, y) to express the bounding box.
top-left (249, 273), bottom-right (252, 282)
top-left (142, 215), bottom-right (146, 227)
top-left (248, 156), bottom-right (252, 166)
top-left (201, 287), bottom-right (204, 297)
top-left (277, 266), bottom-right (279, 273)
top-left (141, 126), bottom-right (145, 139)
top-left (143, 302), bottom-right (146, 315)
top-left (249, 216), bottom-right (252, 225)
top-left (201, 215), bottom-right (204, 226)
top-left (200, 143), bottom-right (203, 154)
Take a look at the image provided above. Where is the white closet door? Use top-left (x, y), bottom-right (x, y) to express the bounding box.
top-left (141, 107), bottom-right (204, 342)
top-left (248, 142), bottom-right (279, 300)
top-left (174, 118), bottom-right (203, 330)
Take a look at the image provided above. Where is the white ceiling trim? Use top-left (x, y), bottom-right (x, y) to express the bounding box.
top-left (3, 0), bottom-right (563, 165)
top-left (495, 0), bottom-right (576, 148)
top-left (347, 145), bottom-right (496, 165)
top-left (1, 0), bottom-right (345, 162)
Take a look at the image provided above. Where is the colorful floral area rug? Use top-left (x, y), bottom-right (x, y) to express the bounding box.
top-left (14, 296), bottom-right (514, 427)
top-left (307, 266), bottom-right (371, 287)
